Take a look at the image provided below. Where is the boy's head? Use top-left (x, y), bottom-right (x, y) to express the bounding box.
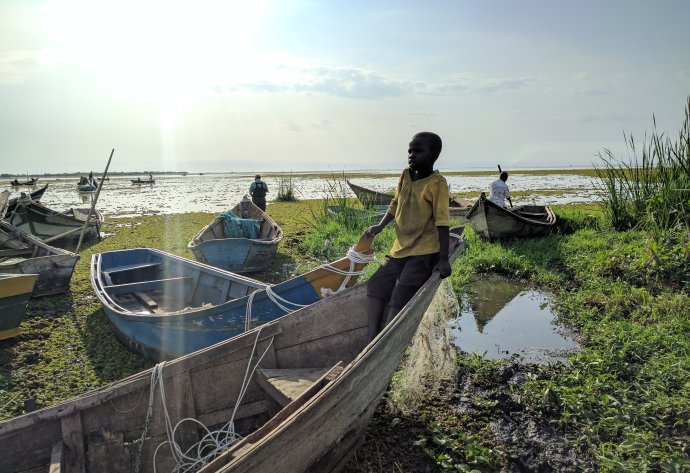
top-left (408, 132), bottom-right (442, 173)
top-left (500, 171), bottom-right (508, 181)
top-left (255, 174), bottom-right (261, 180)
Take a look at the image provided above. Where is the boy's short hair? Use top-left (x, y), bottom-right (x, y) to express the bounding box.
top-left (414, 132), bottom-right (442, 158)
top-left (255, 174), bottom-right (261, 180)
top-left (500, 171), bottom-right (509, 181)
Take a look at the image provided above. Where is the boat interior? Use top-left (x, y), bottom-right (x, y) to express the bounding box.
top-left (512, 205), bottom-right (556, 223)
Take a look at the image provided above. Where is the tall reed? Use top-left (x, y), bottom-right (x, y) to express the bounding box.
top-left (275, 173), bottom-right (298, 202)
top-left (594, 98), bottom-right (690, 234)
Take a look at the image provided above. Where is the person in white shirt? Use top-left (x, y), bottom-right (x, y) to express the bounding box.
top-left (488, 171), bottom-right (512, 208)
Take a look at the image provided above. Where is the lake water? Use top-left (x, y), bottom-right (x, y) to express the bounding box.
top-left (3, 172), bottom-right (600, 218)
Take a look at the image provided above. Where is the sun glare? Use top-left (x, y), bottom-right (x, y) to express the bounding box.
top-left (43, 0), bottom-right (271, 102)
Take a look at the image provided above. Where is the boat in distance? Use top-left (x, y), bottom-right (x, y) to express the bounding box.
top-left (9, 177), bottom-right (39, 187)
top-left (188, 198), bottom-right (283, 274)
top-left (465, 192), bottom-right (557, 240)
top-left (131, 178), bottom-right (155, 184)
top-left (91, 235), bottom-right (374, 361)
top-left (0, 220), bottom-right (79, 297)
top-left (0, 273), bottom-right (38, 340)
top-left (4, 201), bottom-right (103, 250)
top-left (0, 229), bottom-right (463, 473)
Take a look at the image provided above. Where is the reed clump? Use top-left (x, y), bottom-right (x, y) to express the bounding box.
top-left (275, 173), bottom-right (298, 202)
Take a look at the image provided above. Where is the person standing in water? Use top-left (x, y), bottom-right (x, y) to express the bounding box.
top-left (249, 174), bottom-right (269, 211)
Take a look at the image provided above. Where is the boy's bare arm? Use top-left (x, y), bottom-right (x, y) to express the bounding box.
top-left (435, 226), bottom-right (451, 278)
top-left (362, 212), bottom-right (395, 239)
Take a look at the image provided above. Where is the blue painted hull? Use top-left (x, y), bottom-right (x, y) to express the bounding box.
top-left (92, 242), bottom-right (372, 361)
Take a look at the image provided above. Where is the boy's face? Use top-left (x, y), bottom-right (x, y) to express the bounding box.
top-left (408, 135), bottom-right (436, 173)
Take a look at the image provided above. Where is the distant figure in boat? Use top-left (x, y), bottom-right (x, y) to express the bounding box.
top-left (249, 174), bottom-right (269, 211)
top-left (362, 131), bottom-right (452, 341)
top-left (488, 171), bottom-right (512, 208)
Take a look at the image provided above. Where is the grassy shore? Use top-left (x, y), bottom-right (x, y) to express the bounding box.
top-left (1, 199), bottom-right (688, 472)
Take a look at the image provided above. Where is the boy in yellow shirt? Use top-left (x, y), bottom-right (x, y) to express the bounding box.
top-left (363, 131), bottom-right (451, 340)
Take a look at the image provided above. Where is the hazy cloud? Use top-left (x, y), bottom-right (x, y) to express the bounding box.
top-left (0, 49), bottom-right (61, 85)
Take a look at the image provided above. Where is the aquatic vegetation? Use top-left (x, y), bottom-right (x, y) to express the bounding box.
top-left (274, 172), bottom-right (299, 202)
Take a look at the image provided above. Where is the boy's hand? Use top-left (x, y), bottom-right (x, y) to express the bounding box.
top-left (362, 224), bottom-right (382, 239)
top-left (434, 259), bottom-right (452, 279)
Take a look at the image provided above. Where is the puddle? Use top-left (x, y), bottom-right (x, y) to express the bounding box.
top-left (449, 278), bottom-right (578, 363)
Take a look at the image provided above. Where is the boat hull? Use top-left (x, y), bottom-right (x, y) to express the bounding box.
top-left (465, 194), bottom-right (556, 240)
top-left (0, 221), bottom-right (79, 297)
top-left (0, 232), bottom-right (463, 473)
top-left (188, 199), bottom-right (283, 273)
top-left (0, 273), bottom-right (38, 340)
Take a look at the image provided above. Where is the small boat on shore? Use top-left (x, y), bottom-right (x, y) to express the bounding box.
top-left (0, 229), bottom-right (463, 473)
top-left (0, 220), bottom-right (79, 297)
top-left (188, 198), bottom-right (283, 273)
top-left (0, 273), bottom-right (38, 340)
top-left (92, 234), bottom-right (374, 361)
top-left (4, 201), bottom-right (103, 250)
top-left (78, 184), bottom-right (97, 192)
top-left (4, 184), bottom-right (49, 216)
top-left (465, 193), bottom-right (557, 240)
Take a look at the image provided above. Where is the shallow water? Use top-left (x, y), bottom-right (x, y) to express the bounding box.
top-left (2, 172), bottom-right (599, 218)
top-left (450, 278), bottom-right (578, 363)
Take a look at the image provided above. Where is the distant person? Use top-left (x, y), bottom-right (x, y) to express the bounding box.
top-left (249, 174), bottom-right (269, 211)
top-left (148, 173), bottom-right (153, 181)
top-left (488, 171), bottom-right (512, 208)
top-left (88, 171), bottom-right (95, 186)
top-left (362, 131), bottom-right (451, 341)
top-left (11, 179), bottom-right (19, 185)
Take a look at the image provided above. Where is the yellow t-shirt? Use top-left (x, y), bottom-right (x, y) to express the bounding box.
top-left (386, 169), bottom-right (450, 258)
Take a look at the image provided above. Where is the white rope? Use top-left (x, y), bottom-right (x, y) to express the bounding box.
top-left (148, 327), bottom-right (275, 473)
top-left (244, 245), bottom-right (377, 329)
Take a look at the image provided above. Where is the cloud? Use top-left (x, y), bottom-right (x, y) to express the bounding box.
top-left (0, 49), bottom-right (62, 85)
top-left (213, 66), bottom-right (535, 99)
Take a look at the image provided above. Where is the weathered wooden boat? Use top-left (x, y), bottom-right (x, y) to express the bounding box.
top-left (348, 180), bottom-right (473, 217)
top-left (0, 229), bottom-right (463, 473)
top-left (131, 178), bottom-right (155, 185)
top-left (92, 235), bottom-right (374, 361)
top-left (0, 273), bottom-right (38, 340)
top-left (3, 201), bottom-right (103, 249)
top-left (326, 205), bottom-right (386, 226)
top-left (9, 177), bottom-right (39, 187)
top-left (347, 180), bottom-right (393, 208)
top-left (78, 184), bottom-right (97, 192)
top-left (465, 193), bottom-right (556, 240)
top-left (188, 198), bottom-right (283, 273)
top-left (4, 184), bottom-right (50, 217)
top-left (0, 220), bottom-right (79, 297)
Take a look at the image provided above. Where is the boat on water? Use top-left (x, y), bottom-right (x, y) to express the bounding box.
top-left (465, 193), bottom-right (557, 240)
top-left (0, 273), bottom-right (38, 340)
top-left (0, 220), bottom-right (79, 297)
top-left (92, 234), bottom-right (374, 361)
top-left (4, 201), bottom-right (103, 250)
top-left (188, 198), bottom-right (283, 274)
top-left (9, 177), bottom-right (39, 187)
top-left (131, 178), bottom-right (155, 185)
top-left (0, 229), bottom-right (463, 473)
top-left (78, 184), bottom-right (98, 192)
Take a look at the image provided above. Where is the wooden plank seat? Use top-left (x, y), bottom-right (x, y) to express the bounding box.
top-left (203, 362), bottom-right (344, 471)
top-left (517, 211), bottom-right (548, 219)
top-left (103, 262), bottom-right (162, 276)
top-left (103, 276), bottom-right (193, 296)
top-left (257, 364), bottom-right (344, 408)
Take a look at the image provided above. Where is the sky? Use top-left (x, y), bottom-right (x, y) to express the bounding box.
top-left (1, 0), bottom-right (689, 174)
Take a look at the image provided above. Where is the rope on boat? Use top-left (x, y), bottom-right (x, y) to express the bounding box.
top-left (145, 327), bottom-right (275, 473)
top-left (243, 245), bottom-right (377, 330)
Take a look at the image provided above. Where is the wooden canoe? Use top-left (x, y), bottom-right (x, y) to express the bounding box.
top-left (465, 193), bottom-right (556, 240)
top-left (348, 180), bottom-right (473, 217)
top-left (0, 229), bottom-right (463, 473)
top-left (91, 235), bottom-right (374, 361)
top-left (0, 221), bottom-right (79, 297)
top-left (77, 184), bottom-right (97, 192)
top-left (3, 184), bottom-right (49, 216)
top-left (131, 179), bottom-right (155, 185)
top-left (9, 177), bottom-right (39, 187)
top-left (188, 198), bottom-right (283, 274)
top-left (4, 201), bottom-right (103, 250)
top-left (0, 273), bottom-right (38, 340)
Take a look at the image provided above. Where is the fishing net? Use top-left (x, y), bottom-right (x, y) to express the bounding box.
top-left (219, 210), bottom-right (260, 239)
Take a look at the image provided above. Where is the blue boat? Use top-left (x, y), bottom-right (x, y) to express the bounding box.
top-left (188, 197), bottom-right (283, 273)
top-left (91, 236), bottom-right (374, 361)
